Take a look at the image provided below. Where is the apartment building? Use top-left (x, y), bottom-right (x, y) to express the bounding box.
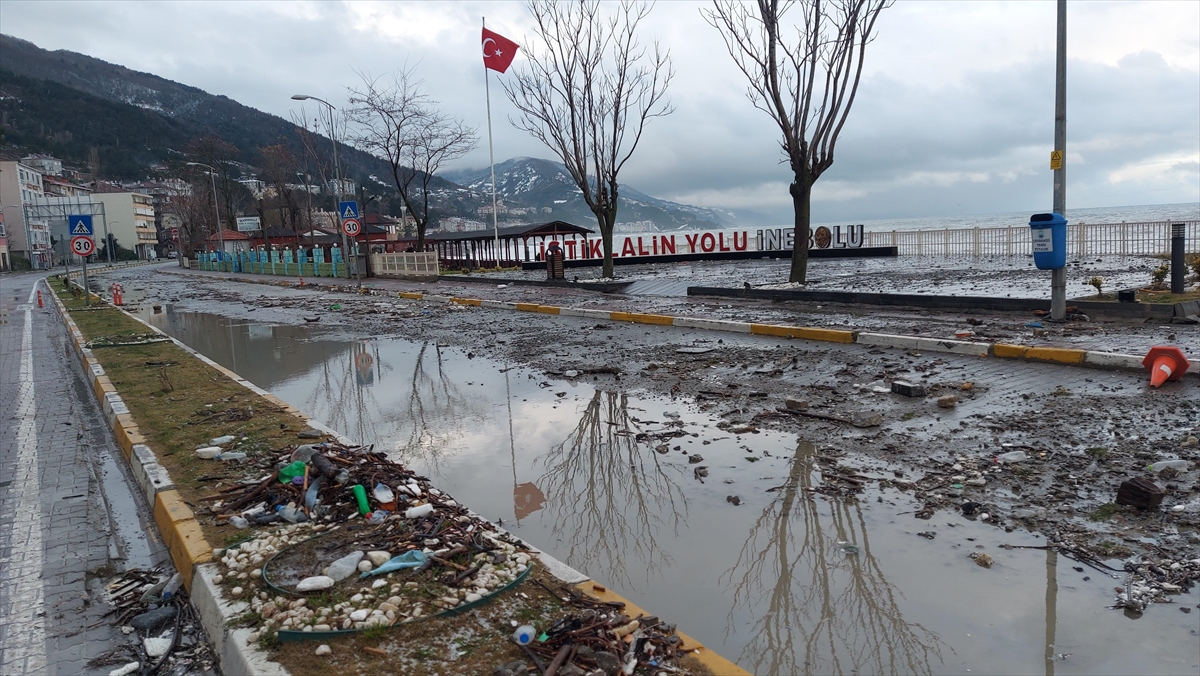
top-left (91, 192), bottom-right (159, 259)
top-left (0, 160), bottom-right (53, 269)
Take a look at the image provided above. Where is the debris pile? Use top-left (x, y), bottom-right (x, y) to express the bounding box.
top-left (1113, 556), bottom-right (1200, 614)
top-left (496, 580), bottom-right (707, 676)
top-left (205, 442), bottom-right (535, 640)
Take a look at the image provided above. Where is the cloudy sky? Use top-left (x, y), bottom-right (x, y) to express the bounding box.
top-left (2, 1), bottom-right (1198, 224)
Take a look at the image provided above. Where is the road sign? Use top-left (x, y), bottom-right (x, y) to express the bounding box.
top-left (339, 201), bottom-right (359, 220)
top-left (71, 236), bottom-right (96, 257)
top-left (341, 218), bottom-right (362, 237)
top-left (69, 214), bottom-right (94, 236)
top-left (1050, 150), bottom-right (1063, 171)
top-left (236, 216), bottom-right (261, 232)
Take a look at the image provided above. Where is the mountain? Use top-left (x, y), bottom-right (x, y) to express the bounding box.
top-left (441, 157), bottom-right (759, 230)
top-left (0, 33), bottom-right (397, 184)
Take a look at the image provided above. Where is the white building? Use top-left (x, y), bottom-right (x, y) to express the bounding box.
top-left (90, 192), bottom-right (159, 259)
top-left (0, 160), bottom-right (53, 268)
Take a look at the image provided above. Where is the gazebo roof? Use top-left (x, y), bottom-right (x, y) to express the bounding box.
top-left (426, 220), bottom-right (593, 242)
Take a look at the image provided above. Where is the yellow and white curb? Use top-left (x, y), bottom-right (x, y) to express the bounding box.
top-left (54, 272), bottom-right (751, 676)
top-left (387, 291), bottom-right (1196, 378)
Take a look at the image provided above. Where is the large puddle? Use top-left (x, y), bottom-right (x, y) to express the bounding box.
top-left (140, 306), bottom-right (1199, 675)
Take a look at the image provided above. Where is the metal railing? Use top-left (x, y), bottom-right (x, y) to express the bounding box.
top-left (864, 220), bottom-right (1199, 257)
top-left (369, 252), bottom-right (439, 278)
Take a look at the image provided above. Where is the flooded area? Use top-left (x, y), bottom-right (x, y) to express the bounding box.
top-left (135, 304), bottom-right (1199, 675)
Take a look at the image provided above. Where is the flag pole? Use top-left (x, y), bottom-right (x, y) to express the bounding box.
top-left (484, 16), bottom-right (501, 269)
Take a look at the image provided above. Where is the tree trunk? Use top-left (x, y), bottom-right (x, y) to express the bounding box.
top-left (788, 174), bottom-right (812, 284)
top-left (416, 221), bottom-right (425, 252)
top-left (597, 208), bottom-right (616, 279)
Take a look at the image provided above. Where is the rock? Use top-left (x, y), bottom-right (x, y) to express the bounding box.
top-left (230, 587), bottom-right (244, 597)
top-left (1184, 436), bottom-right (1199, 447)
top-left (298, 429), bottom-right (324, 439)
top-left (379, 602), bottom-right (400, 613)
top-left (129, 606), bottom-right (177, 632)
top-left (357, 560), bottom-right (374, 573)
top-left (688, 454), bottom-right (704, 464)
top-left (891, 380), bottom-right (926, 398)
top-left (494, 661), bottom-right (530, 676)
top-left (1115, 477), bottom-right (1166, 510)
top-left (143, 637), bottom-right (172, 658)
top-left (366, 551), bottom-right (393, 567)
top-left (960, 382), bottom-right (974, 391)
top-left (851, 411), bottom-right (883, 428)
top-left (559, 665), bottom-right (587, 676)
top-left (937, 395), bottom-right (958, 408)
top-left (315, 644), bottom-right (332, 656)
top-left (970, 552), bottom-right (994, 568)
top-left (784, 397), bottom-right (809, 410)
top-left (350, 609), bottom-right (369, 622)
top-left (726, 495), bottom-right (742, 506)
top-left (594, 651), bottom-right (622, 675)
top-left (295, 576), bottom-right (335, 592)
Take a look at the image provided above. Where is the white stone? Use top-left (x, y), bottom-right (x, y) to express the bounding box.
top-left (314, 624), bottom-right (331, 632)
top-left (109, 662), bottom-right (141, 676)
top-left (357, 560), bottom-right (374, 573)
top-left (350, 609), bottom-right (369, 622)
top-left (144, 637), bottom-right (172, 658)
top-left (372, 579), bottom-right (387, 589)
top-left (465, 593), bottom-right (482, 603)
top-left (315, 644), bottom-right (332, 656)
top-left (295, 576), bottom-right (335, 592)
top-left (351, 593), bottom-right (364, 603)
top-left (230, 587), bottom-right (244, 597)
top-left (367, 551), bottom-right (393, 567)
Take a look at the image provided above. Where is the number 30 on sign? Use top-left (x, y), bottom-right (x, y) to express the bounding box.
top-left (71, 236), bottom-right (96, 256)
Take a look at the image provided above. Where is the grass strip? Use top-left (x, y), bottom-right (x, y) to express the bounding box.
top-left (51, 276), bottom-right (328, 546)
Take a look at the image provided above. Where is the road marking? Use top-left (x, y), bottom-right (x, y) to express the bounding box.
top-left (0, 281), bottom-right (48, 674)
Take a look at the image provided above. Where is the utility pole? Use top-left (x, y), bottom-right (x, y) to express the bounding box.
top-left (293, 94), bottom-right (360, 287)
top-left (1050, 0), bottom-right (1067, 321)
top-left (187, 162), bottom-right (225, 271)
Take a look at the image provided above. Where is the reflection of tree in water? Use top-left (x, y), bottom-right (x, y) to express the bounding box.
top-left (380, 343), bottom-right (485, 472)
top-left (537, 390), bottom-right (688, 589)
top-left (305, 340), bottom-right (388, 445)
top-left (722, 440), bottom-right (945, 676)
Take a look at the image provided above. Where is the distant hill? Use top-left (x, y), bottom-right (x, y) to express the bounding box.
top-left (441, 157), bottom-right (764, 230)
top-left (0, 33), bottom-right (397, 184)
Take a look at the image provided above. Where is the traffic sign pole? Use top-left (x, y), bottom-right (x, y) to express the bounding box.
top-left (82, 251), bottom-right (89, 307)
top-left (339, 202), bottom-right (362, 287)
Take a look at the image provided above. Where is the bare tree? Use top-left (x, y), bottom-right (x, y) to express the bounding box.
top-left (346, 70), bottom-right (478, 251)
top-left (291, 109), bottom-right (334, 248)
top-left (259, 143), bottom-right (300, 231)
top-left (705, 0), bottom-right (889, 283)
top-left (185, 135), bottom-right (242, 232)
top-left (505, 0), bottom-right (672, 278)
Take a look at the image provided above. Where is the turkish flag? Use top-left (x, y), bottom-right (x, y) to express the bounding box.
top-left (482, 28), bottom-right (519, 73)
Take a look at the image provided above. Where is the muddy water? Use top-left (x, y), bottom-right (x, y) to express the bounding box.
top-left (141, 307), bottom-right (1199, 675)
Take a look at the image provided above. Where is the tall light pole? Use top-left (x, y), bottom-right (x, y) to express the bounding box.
top-left (1050, 0), bottom-right (1067, 321)
top-left (187, 161), bottom-right (225, 271)
top-left (292, 94), bottom-right (359, 287)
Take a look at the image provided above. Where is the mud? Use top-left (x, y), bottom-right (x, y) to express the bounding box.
top-left (99, 265), bottom-right (1199, 674)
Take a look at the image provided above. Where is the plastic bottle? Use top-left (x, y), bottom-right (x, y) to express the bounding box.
top-left (325, 551), bottom-right (364, 582)
top-left (997, 450), bottom-right (1028, 464)
top-left (1149, 459), bottom-right (1190, 472)
top-left (195, 447), bottom-right (221, 460)
top-left (305, 476), bottom-right (325, 509)
top-left (373, 483), bottom-right (396, 510)
top-left (366, 510), bottom-right (388, 525)
top-left (162, 573), bottom-right (183, 600)
top-left (210, 435), bottom-right (236, 446)
top-left (278, 503), bottom-right (305, 523)
top-left (219, 452), bottom-right (247, 461)
top-left (228, 515), bottom-right (249, 529)
top-left (405, 503), bottom-right (434, 519)
top-left (351, 484), bottom-right (370, 515)
top-left (512, 625), bottom-right (535, 645)
top-left (290, 444), bottom-right (319, 463)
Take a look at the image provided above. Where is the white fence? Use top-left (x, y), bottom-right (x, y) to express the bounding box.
top-left (369, 251), bottom-right (439, 278)
top-left (864, 220), bottom-right (1199, 257)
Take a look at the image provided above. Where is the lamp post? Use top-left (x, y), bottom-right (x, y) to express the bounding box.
top-left (187, 161), bottom-right (225, 270)
top-left (291, 94), bottom-right (359, 287)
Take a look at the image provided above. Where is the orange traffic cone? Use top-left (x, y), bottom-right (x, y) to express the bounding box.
top-left (36, 290), bottom-right (43, 308)
top-left (1142, 346), bottom-right (1190, 388)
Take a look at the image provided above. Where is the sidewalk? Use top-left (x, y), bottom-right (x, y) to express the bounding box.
top-left (0, 275), bottom-right (168, 675)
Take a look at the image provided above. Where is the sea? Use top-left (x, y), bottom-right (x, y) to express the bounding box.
top-left (802, 202), bottom-right (1200, 233)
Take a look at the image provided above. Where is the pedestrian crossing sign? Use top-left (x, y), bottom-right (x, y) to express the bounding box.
top-left (339, 201), bottom-right (359, 220)
top-left (69, 214), bottom-right (94, 236)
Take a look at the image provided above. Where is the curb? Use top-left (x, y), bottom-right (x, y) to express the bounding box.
top-left (382, 290), bottom-right (1196, 378)
top-left (53, 271), bottom-right (750, 676)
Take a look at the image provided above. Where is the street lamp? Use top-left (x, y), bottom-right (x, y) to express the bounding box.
top-left (186, 161), bottom-right (225, 270)
top-left (291, 94), bottom-right (359, 286)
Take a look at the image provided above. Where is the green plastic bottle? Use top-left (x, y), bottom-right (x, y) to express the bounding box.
top-left (351, 484), bottom-right (370, 515)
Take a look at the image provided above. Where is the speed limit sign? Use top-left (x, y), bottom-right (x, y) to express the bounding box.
top-left (341, 218), bottom-right (362, 237)
top-left (71, 236), bottom-right (96, 257)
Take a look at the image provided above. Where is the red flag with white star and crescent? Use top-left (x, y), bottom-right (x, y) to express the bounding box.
top-left (482, 27), bottom-right (519, 73)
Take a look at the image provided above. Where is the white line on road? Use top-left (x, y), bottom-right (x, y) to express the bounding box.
top-left (0, 280), bottom-right (48, 674)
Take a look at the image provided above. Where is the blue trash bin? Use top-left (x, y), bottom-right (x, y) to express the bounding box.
top-left (1030, 213), bottom-right (1067, 270)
